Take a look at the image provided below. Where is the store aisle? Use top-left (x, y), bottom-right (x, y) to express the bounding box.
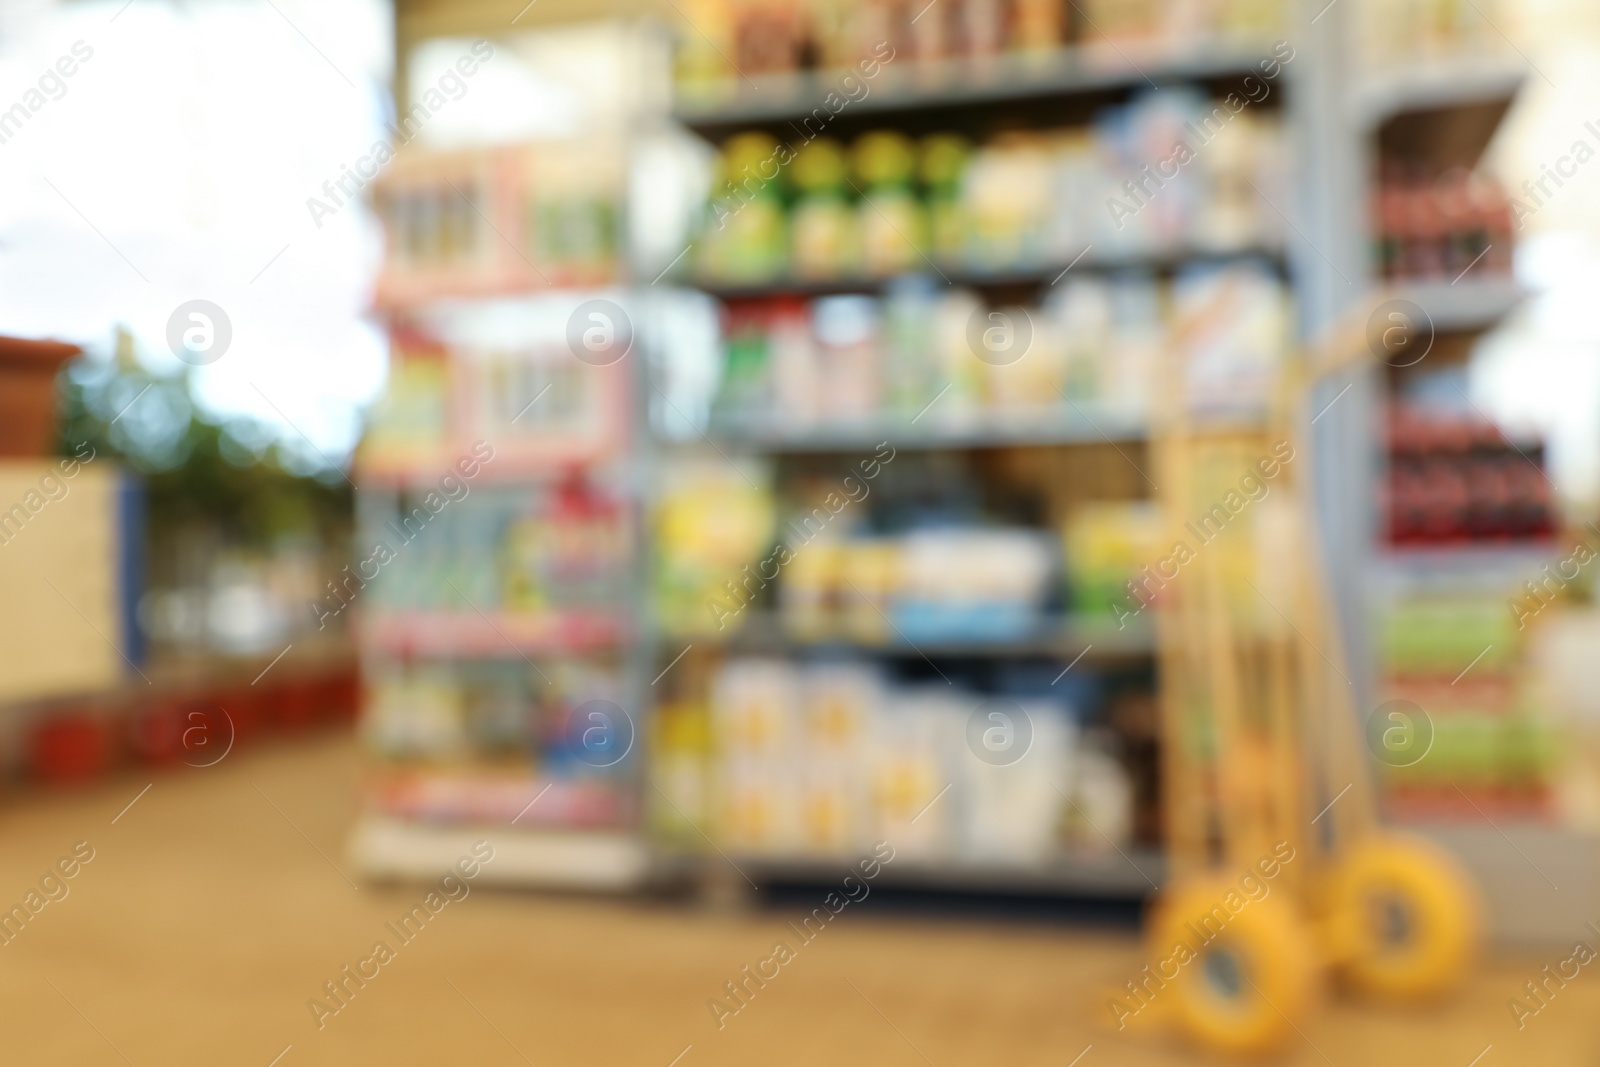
top-left (0, 733), bottom-right (1586, 1066)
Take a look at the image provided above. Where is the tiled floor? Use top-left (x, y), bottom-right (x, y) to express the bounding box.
top-left (0, 732), bottom-right (1591, 1065)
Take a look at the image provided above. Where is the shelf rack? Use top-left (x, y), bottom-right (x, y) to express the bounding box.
top-left (361, 5), bottom-right (1543, 916)
top-left (650, 30), bottom-right (1307, 903)
top-left (1341, 41), bottom-right (1580, 946)
top-left (347, 135), bottom-right (654, 891)
top-left (349, 469), bottom-right (654, 889)
top-left (653, 3), bottom-right (1544, 912)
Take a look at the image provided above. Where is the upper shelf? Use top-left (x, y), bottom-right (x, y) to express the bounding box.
top-left (1354, 54), bottom-right (1528, 130)
top-left (1355, 55), bottom-right (1527, 169)
top-left (1394, 274), bottom-right (1524, 334)
top-left (697, 409), bottom-right (1149, 453)
top-left (705, 611), bottom-right (1157, 660)
top-left (687, 245), bottom-right (1287, 300)
top-left (673, 39), bottom-right (1287, 140)
top-left (669, 406), bottom-right (1274, 456)
top-left (725, 847), bottom-right (1165, 897)
top-left (1377, 543), bottom-right (1561, 592)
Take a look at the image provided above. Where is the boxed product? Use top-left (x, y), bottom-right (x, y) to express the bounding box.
top-left (699, 657), bottom-right (1131, 864)
top-left (776, 526), bottom-right (1058, 643)
top-left (891, 528), bottom-right (1057, 642)
top-left (1063, 502), bottom-right (1164, 619)
top-left (962, 700), bottom-right (1076, 862)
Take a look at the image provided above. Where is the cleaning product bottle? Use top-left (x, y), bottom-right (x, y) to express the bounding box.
top-left (854, 130), bottom-right (926, 277)
top-left (702, 132), bottom-right (790, 283)
top-left (790, 137), bottom-right (859, 279)
top-left (919, 133), bottom-right (971, 269)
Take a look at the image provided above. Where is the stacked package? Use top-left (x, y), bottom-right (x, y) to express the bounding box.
top-left (1376, 578), bottom-right (1558, 819)
top-left (700, 658), bottom-right (1134, 864)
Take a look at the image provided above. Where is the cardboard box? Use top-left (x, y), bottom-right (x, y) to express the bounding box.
top-left (0, 457), bottom-right (132, 705)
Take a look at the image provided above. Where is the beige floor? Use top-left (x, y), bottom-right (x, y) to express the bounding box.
top-left (0, 731), bottom-right (1592, 1066)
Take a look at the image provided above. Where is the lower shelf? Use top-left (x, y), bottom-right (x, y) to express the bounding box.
top-left (350, 815), bottom-right (1160, 898)
top-left (358, 609), bottom-right (627, 658)
top-left (349, 816), bottom-right (650, 891)
top-left (723, 849), bottom-right (1164, 898)
top-left (1410, 820), bottom-right (1599, 948)
top-left (346, 812), bottom-right (1597, 935)
top-left (705, 610), bottom-right (1156, 658)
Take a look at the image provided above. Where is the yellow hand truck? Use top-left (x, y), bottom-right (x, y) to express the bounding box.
top-left (1135, 301), bottom-right (1482, 1055)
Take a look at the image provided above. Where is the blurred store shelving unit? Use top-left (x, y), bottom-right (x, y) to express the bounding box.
top-left (346, 100), bottom-right (657, 887)
top-left (372, 0), bottom-right (1590, 936)
top-left (642, 0), bottom-right (1308, 898)
top-left (646, 0), bottom-right (1582, 928)
top-left (1347, 8), bottom-right (1590, 942)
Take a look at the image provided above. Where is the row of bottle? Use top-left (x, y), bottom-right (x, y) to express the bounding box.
top-left (676, 0), bottom-right (1288, 87)
top-left (358, 479), bottom-right (629, 616)
top-left (697, 99), bottom-right (1287, 282)
top-left (1385, 405), bottom-right (1553, 545)
top-left (652, 658), bottom-right (1136, 861)
top-left (709, 261), bottom-right (1289, 430)
top-left (1372, 166), bottom-right (1515, 282)
top-left (373, 145), bottom-right (625, 296)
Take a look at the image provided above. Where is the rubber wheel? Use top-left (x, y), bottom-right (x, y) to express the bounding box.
top-left (1143, 874), bottom-right (1320, 1056)
top-left (1326, 833), bottom-right (1480, 1001)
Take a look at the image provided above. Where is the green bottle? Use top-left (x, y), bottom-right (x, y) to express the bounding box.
top-left (920, 134), bottom-right (971, 269)
top-left (790, 138), bottom-right (858, 280)
top-left (701, 132), bottom-right (789, 283)
top-left (854, 131), bottom-right (926, 278)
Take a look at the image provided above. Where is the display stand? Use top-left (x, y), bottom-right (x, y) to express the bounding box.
top-left (655, 25), bottom-right (1305, 899)
top-left (348, 139), bottom-right (653, 890)
top-left (649, 0), bottom-right (1551, 914)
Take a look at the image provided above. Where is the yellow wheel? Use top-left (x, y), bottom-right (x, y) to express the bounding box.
top-left (1326, 833), bottom-right (1480, 1001)
top-left (1142, 874), bottom-right (1320, 1056)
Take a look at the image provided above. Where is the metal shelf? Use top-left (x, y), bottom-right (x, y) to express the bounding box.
top-left (688, 408), bottom-right (1277, 454)
top-left (1353, 54), bottom-right (1528, 131)
top-left (1378, 543), bottom-right (1558, 570)
top-left (729, 848), bottom-right (1163, 897)
top-left (698, 410), bottom-right (1148, 453)
top-left (674, 39), bottom-right (1283, 136)
top-left (1393, 274), bottom-right (1524, 333)
top-left (362, 772), bottom-right (635, 830)
top-left (359, 609), bottom-right (630, 658)
top-left (350, 816), bottom-right (649, 891)
top-left (1411, 821), bottom-right (1597, 947)
top-left (354, 453), bottom-right (618, 488)
top-left (686, 245), bottom-right (1287, 300)
top-left (1375, 543), bottom-right (1560, 594)
top-left (706, 612), bottom-right (1155, 659)
top-left (1358, 56), bottom-right (1527, 170)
